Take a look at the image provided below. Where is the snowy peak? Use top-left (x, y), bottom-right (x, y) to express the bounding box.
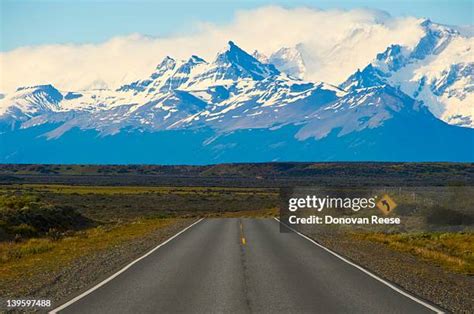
top-left (1, 33), bottom-right (472, 143)
top-left (118, 56), bottom-right (178, 93)
top-left (14, 84), bottom-right (62, 100)
top-left (0, 84), bottom-right (63, 117)
top-left (410, 19), bottom-right (458, 60)
top-left (158, 55), bottom-right (208, 92)
top-left (176, 55), bottom-right (207, 74)
top-left (150, 56), bottom-right (177, 79)
top-left (296, 84), bottom-right (426, 141)
top-left (252, 50), bottom-right (269, 64)
top-left (117, 41), bottom-right (281, 97)
top-left (339, 19), bottom-right (474, 127)
top-left (375, 45), bottom-right (407, 72)
top-left (117, 55), bottom-right (207, 93)
top-left (339, 64), bottom-right (387, 91)
top-left (156, 56), bottom-right (176, 71)
top-left (188, 55), bottom-right (207, 65)
top-left (212, 41), bottom-right (279, 80)
top-left (269, 46), bottom-right (306, 79)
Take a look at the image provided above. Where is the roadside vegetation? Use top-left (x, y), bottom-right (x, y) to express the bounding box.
top-left (299, 186), bottom-right (474, 275)
top-left (352, 232), bottom-right (474, 274)
top-left (0, 218), bottom-right (180, 288)
top-left (0, 194), bottom-right (92, 241)
top-left (207, 207), bottom-right (279, 218)
top-left (0, 185), bottom-right (278, 222)
top-left (14, 184), bottom-right (275, 195)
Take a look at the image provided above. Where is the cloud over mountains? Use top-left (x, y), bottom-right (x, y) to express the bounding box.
top-left (0, 6), bottom-right (428, 93)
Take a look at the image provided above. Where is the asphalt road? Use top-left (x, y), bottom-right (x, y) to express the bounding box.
top-left (55, 218), bottom-right (437, 314)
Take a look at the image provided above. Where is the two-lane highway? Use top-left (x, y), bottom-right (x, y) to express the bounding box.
top-left (53, 218), bottom-right (439, 314)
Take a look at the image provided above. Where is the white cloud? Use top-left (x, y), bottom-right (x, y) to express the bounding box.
top-left (0, 6), bottom-right (426, 94)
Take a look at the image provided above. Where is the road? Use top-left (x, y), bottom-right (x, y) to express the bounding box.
top-left (54, 218), bottom-right (438, 314)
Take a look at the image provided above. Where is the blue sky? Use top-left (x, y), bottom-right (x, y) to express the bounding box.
top-left (1, 0), bottom-right (473, 51)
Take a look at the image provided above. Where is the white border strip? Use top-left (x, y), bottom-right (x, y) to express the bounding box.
top-left (50, 218), bottom-right (205, 314)
top-left (274, 218), bottom-right (444, 314)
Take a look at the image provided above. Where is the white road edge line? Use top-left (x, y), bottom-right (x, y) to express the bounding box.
top-left (273, 217), bottom-right (444, 314)
top-left (49, 218), bottom-right (205, 314)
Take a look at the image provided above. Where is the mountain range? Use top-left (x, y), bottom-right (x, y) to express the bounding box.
top-left (0, 19), bottom-right (473, 164)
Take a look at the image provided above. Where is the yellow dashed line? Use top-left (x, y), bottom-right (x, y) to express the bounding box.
top-left (239, 220), bottom-right (247, 245)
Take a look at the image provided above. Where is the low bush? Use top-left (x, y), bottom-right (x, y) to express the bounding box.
top-left (425, 206), bottom-right (473, 226)
top-left (0, 194), bottom-right (91, 240)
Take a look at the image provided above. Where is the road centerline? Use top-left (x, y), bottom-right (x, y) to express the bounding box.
top-left (240, 219), bottom-right (247, 245)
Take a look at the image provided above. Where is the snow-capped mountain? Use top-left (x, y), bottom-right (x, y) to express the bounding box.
top-left (1, 41), bottom-right (339, 138)
top-left (0, 39), bottom-right (472, 163)
top-left (269, 46), bottom-right (306, 79)
top-left (356, 20), bottom-right (473, 128)
top-left (271, 19), bottom-right (473, 128)
top-left (0, 85), bottom-right (63, 117)
top-left (251, 50), bottom-right (269, 64)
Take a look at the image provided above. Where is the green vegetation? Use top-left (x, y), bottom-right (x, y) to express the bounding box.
top-left (207, 207), bottom-right (279, 218)
top-left (0, 194), bottom-right (91, 241)
top-left (0, 185), bottom-right (278, 222)
top-left (0, 218), bottom-right (180, 284)
top-left (0, 163), bottom-right (472, 187)
top-left (11, 184), bottom-right (274, 195)
top-left (353, 232), bottom-right (474, 274)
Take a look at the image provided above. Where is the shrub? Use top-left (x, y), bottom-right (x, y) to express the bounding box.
top-left (0, 194), bottom-right (91, 240)
top-left (9, 223), bottom-right (38, 238)
top-left (425, 206), bottom-right (473, 226)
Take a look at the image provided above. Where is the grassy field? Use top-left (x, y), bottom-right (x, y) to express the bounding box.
top-left (1, 163), bottom-right (472, 187)
top-left (0, 184), bottom-right (278, 224)
top-left (208, 207), bottom-right (279, 218)
top-left (0, 218), bottom-right (179, 281)
top-left (8, 184), bottom-right (275, 195)
top-left (352, 232), bottom-right (474, 274)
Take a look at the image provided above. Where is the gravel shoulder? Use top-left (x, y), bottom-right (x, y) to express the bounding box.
top-left (2, 219), bottom-right (194, 311)
top-left (305, 230), bottom-right (473, 313)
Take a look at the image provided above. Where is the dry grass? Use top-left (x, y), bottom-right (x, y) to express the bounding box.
top-left (208, 207), bottom-right (279, 218)
top-left (2, 184), bottom-right (277, 196)
top-left (0, 218), bottom-right (182, 284)
top-left (352, 232), bottom-right (474, 274)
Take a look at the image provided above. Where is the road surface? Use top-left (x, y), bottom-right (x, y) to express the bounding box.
top-left (54, 218), bottom-right (438, 313)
